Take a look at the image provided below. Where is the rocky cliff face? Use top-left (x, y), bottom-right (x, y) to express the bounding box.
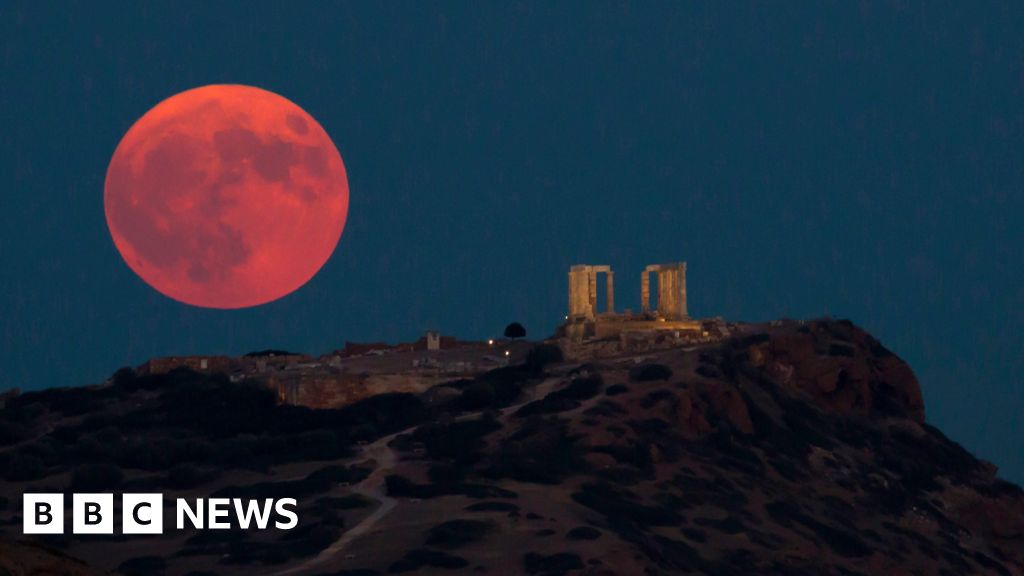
top-left (0, 320), bottom-right (1020, 576)
top-left (745, 320), bottom-right (925, 422)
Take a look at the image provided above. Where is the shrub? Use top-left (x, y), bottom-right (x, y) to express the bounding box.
top-left (828, 343), bottom-right (855, 357)
top-left (166, 464), bottom-right (212, 489)
top-left (456, 381), bottom-right (496, 411)
top-left (572, 482), bottom-right (681, 527)
top-left (765, 499), bottom-right (869, 558)
top-left (118, 366), bottom-right (206, 392)
top-left (12, 386), bottom-right (107, 417)
top-left (504, 322), bottom-right (527, 339)
top-left (629, 363), bottom-right (673, 382)
top-left (213, 465), bottom-right (368, 500)
top-left (118, 556), bottom-right (167, 576)
top-left (0, 419), bottom-right (31, 446)
top-left (3, 453), bottom-right (46, 482)
top-left (605, 384), bottom-right (628, 397)
top-left (273, 522), bottom-right (341, 560)
top-left (110, 367), bottom-right (138, 387)
top-left (523, 552), bottom-right (584, 574)
top-left (695, 365), bottom-right (721, 378)
top-left (408, 418), bottom-right (501, 464)
top-left (287, 429), bottom-right (350, 461)
top-left (513, 396), bottom-right (578, 418)
top-left (559, 374), bottom-right (602, 400)
top-left (335, 393), bottom-right (426, 439)
top-left (386, 475), bottom-right (444, 499)
top-left (465, 501), bottom-right (519, 512)
top-left (160, 376), bottom-right (277, 436)
top-left (121, 439), bottom-right (174, 471)
top-left (566, 526), bottom-right (602, 540)
top-left (314, 494), bottom-right (372, 510)
top-left (70, 463), bottom-right (124, 492)
top-left (484, 418), bottom-right (584, 484)
top-left (390, 549), bottom-right (469, 572)
top-left (524, 344), bottom-right (564, 373)
top-left (424, 519), bottom-right (493, 549)
top-left (244, 349), bottom-right (297, 357)
top-left (513, 375), bottom-right (602, 418)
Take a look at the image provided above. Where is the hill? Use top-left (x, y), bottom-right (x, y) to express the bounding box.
top-left (0, 319), bottom-right (1021, 575)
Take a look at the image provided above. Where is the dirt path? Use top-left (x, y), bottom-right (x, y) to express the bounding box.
top-left (0, 421), bottom-right (55, 454)
top-left (269, 376), bottom-right (564, 576)
top-left (268, 424), bottom-right (405, 576)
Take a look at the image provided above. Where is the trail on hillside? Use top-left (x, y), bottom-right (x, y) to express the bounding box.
top-left (268, 424), bottom-right (403, 576)
top-left (270, 376), bottom-right (563, 575)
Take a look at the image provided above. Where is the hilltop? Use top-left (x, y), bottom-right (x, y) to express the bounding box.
top-left (0, 319), bottom-right (1021, 575)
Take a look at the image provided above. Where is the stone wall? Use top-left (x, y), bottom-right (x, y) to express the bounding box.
top-left (136, 355), bottom-right (234, 376)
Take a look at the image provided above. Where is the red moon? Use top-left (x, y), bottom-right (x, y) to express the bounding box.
top-left (104, 84), bottom-right (348, 308)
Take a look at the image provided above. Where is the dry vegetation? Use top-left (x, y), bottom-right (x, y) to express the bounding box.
top-left (1, 320), bottom-right (1022, 575)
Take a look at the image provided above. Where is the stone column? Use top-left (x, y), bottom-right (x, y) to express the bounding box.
top-left (654, 264), bottom-right (688, 320)
top-left (606, 271), bottom-right (615, 314)
top-left (587, 268), bottom-right (597, 319)
top-left (581, 270), bottom-right (589, 318)
top-left (677, 264), bottom-right (688, 319)
top-left (670, 268), bottom-right (681, 318)
top-left (567, 269), bottom-right (575, 318)
top-left (657, 269), bottom-right (670, 318)
top-left (641, 271), bottom-right (650, 313)
top-left (568, 267), bottom-right (590, 319)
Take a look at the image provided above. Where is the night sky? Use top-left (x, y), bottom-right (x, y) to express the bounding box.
top-left (1, 3), bottom-right (1022, 481)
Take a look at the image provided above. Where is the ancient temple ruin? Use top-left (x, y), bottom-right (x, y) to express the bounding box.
top-left (640, 263), bottom-right (688, 320)
top-left (567, 264), bottom-right (615, 320)
top-left (560, 262), bottom-right (701, 340)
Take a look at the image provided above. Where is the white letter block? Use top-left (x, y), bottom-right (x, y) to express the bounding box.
top-left (123, 494), bottom-right (164, 534)
top-left (23, 493), bottom-right (63, 534)
top-left (73, 493), bottom-right (114, 534)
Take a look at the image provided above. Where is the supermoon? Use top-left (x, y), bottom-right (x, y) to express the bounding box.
top-left (104, 84), bottom-right (348, 308)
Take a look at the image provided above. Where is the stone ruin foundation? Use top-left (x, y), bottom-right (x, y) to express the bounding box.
top-left (557, 261), bottom-right (732, 359)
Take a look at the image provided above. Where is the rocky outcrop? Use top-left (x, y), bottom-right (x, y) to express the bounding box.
top-left (744, 319), bottom-right (925, 422)
top-left (1, 319), bottom-right (1019, 576)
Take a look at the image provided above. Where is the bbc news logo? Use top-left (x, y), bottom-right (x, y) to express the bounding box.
top-left (23, 493), bottom-right (298, 535)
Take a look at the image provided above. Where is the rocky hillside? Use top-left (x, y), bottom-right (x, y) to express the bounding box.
top-left (0, 319), bottom-right (1021, 575)
top-left (0, 539), bottom-right (109, 576)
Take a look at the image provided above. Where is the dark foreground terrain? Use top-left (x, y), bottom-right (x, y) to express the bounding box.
top-left (1, 319), bottom-right (1022, 575)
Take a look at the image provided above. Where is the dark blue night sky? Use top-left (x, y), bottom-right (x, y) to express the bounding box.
top-left (1, 2), bottom-right (1022, 481)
